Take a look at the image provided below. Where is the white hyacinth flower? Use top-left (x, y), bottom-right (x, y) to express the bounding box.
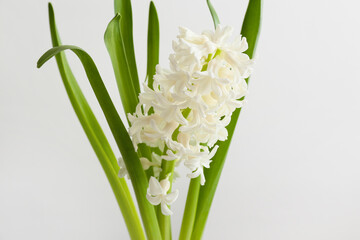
top-left (146, 177), bottom-right (179, 215)
top-left (128, 24), bottom-right (253, 186)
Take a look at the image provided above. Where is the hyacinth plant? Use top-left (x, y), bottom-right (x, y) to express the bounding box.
top-left (37, 0), bottom-right (261, 239)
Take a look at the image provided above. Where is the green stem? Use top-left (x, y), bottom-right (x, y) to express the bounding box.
top-left (157, 159), bottom-right (176, 240)
top-left (137, 143), bottom-right (154, 180)
top-left (179, 177), bottom-right (201, 240)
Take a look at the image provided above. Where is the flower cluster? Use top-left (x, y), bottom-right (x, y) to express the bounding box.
top-left (125, 25), bottom-right (252, 214)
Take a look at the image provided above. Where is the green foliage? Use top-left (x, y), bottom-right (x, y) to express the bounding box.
top-left (40, 4), bottom-right (145, 239)
top-left (104, 14), bottom-right (138, 116)
top-left (146, 1), bottom-right (160, 89)
top-left (207, 0), bottom-right (220, 28)
top-left (113, 0), bottom-right (140, 95)
top-left (38, 43), bottom-right (162, 240)
top-left (190, 1), bottom-right (262, 239)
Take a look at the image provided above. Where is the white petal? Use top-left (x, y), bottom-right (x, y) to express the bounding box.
top-left (148, 177), bottom-right (163, 196)
top-left (187, 168), bottom-right (201, 179)
top-left (160, 178), bottom-right (171, 194)
top-left (140, 157), bottom-right (153, 170)
top-left (209, 145), bottom-right (219, 159)
top-left (164, 189), bottom-right (179, 205)
top-left (200, 173), bottom-right (206, 185)
top-left (161, 202), bottom-right (173, 216)
top-left (146, 194), bottom-right (162, 205)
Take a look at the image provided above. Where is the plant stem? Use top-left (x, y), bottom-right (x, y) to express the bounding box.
top-left (101, 159), bottom-right (146, 240)
top-left (137, 143), bottom-right (154, 180)
top-left (179, 176), bottom-right (201, 240)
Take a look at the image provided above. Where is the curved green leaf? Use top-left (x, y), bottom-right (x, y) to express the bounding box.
top-left (43, 3), bottom-right (145, 240)
top-left (104, 14), bottom-right (138, 116)
top-left (206, 0), bottom-right (220, 28)
top-left (114, 0), bottom-right (140, 95)
top-left (191, 0), bottom-right (262, 239)
top-left (104, 13), bottom-right (154, 180)
top-left (38, 44), bottom-right (162, 240)
top-left (146, 1), bottom-right (159, 89)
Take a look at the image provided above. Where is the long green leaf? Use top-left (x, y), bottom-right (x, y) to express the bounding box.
top-left (146, 1), bottom-right (159, 89)
top-left (191, 1), bottom-right (262, 239)
top-left (114, 0), bottom-right (140, 95)
top-left (241, 0), bottom-right (261, 60)
top-left (42, 3), bottom-right (145, 240)
top-left (104, 14), bottom-right (138, 116)
top-left (38, 44), bottom-right (162, 240)
top-left (206, 0), bottom-right (220, 28)
top-left (104, 13), bottom-right (154, 180)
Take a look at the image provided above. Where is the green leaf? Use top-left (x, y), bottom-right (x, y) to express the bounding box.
top-left (146, 1), bottom-right (159, 89)
top-left (104, 13), bottom-right (155, 182)
top-left (104, 14), bottom-right (138, 116)
top-left (191, 0), bottom-right (262, 239)
top-left (113, 0), bottom-right (140, 95)
top-left (42, 3), bottom-right (145, 240)
top-left (206, 0), bottom-right (220, 28)
top-left (241, 0), bottom-right (262, 60)
top-left (38, 44), bottom-right (162, 240)
top-left (38, 37), bottom-right (162, 240)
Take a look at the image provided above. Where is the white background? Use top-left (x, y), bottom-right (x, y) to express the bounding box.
top-left (1, 0), bottom-right (360, 239)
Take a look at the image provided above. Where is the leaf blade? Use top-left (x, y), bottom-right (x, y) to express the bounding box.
top-left (104, 14), bottom-right (138, 116)
top-left (191, 1), bottom-right (262, 239)
top-left (38, 43), bottom-right (162, 240)
top-left (206, 0), bottom-right (220, 28)
top-left (146, 1), bottom-right (160, 89)
top-left (114, 0), bottom-right (140, 95)
top-left (43, 4), bottom-right (145, 240)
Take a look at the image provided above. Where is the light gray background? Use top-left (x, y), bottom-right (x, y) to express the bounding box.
top-left (1, 0), bottom-right (360, 239)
